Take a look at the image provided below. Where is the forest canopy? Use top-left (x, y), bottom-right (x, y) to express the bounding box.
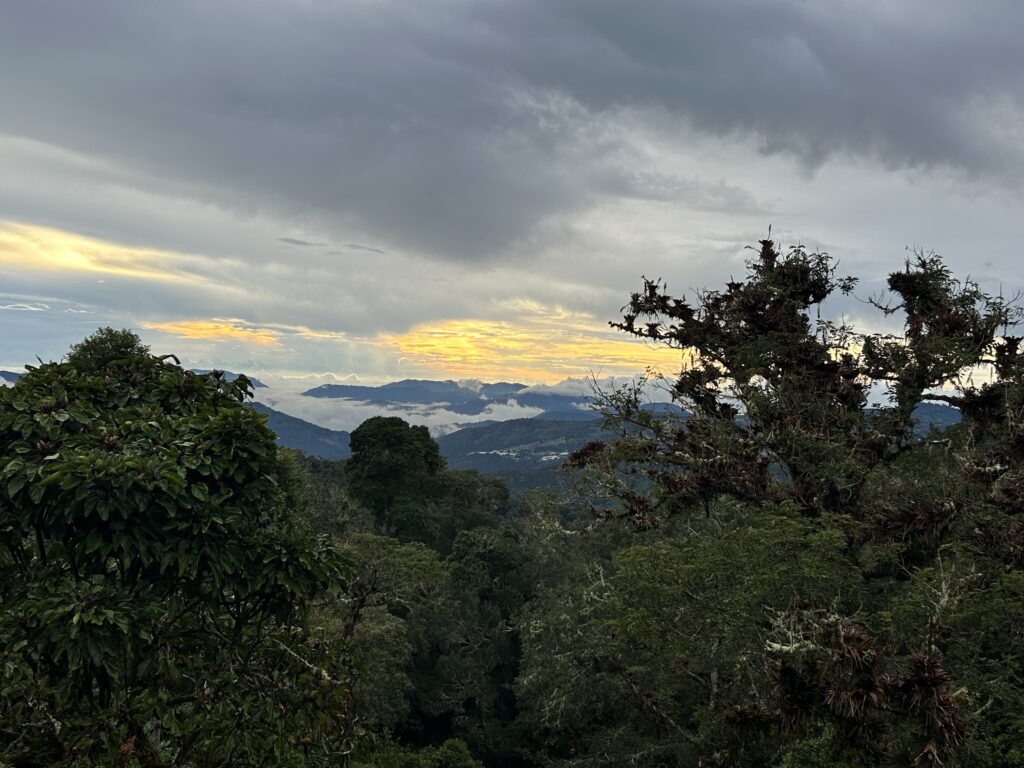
top-left (4, 240), bottom-right (1024, 767)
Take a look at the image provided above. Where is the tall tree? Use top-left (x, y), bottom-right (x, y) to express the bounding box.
top-left (66, 326), bottom-right (151, 373)
top-left (346, 416), bottom-right (445, 541)
top-left (580, 241), bottom-right (1016, 522)
top-left (0, 345), bottom-right (346, 766)
top-left (547, 240), bottom-right (1024, 766)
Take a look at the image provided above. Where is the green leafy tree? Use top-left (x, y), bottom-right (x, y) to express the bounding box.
top-left (66, 326), bottom-right (151, 373)
top-left (545, 240), bottom-right (1024, 766)
top-left (346, 418), bottom-right (508, 553)
top-left (435, 527), bottom-right (534, 766)
top-left (355, 738), bottom-right (482, 768)
top-left (0, 346), bottom-right (346, 766)
top-left (434, 470), bottom-right (509, 555)
top-left (582, 241), bottom-right (1016, 523)
top-left (516, 505), bottom-right (861, 767)
top-left (347, 417), bottom-right (446, 541)
top-left (337, 533), bottom-right (451, 737)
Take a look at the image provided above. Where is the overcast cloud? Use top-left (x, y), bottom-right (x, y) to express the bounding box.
top-left (2, 0), bottom-right (1023, 383)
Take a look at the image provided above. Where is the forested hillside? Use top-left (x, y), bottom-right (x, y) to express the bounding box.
top-left (246, 401), bottom-right (962, 493)
top-left (5, 241), bottom-right (1024, 767)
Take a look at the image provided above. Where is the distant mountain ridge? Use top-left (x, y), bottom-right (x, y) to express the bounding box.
top-left (251, 403), bottom-right (350, 460)
top-left (255, 394), bottom-right (964, 492)
top-left (302, 378), bottom-right (589, 416)
top-left (2, 366), bottom-right (968, 492)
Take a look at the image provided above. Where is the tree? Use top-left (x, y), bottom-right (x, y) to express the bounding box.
top-left (550, 240), bottom-right (1024, 765)
top-left (66, 326), bottom-right (151, 373)
top-left (334, 532), bottom-right (451, 738)
top-left (0, 344), bottom-right (346, 766)
top-left (434, 470), bottom-right (509, 555)
top-left (580, 241), bottom-right (1016, 523)
top-left (435, 527), bottom-right (534, 766)
top-left (294, 426), bottom-right (520, 765)
top-left (355, 738), bottom-right (482, 768)
top-left (347, 416), bottom-right (446, 541)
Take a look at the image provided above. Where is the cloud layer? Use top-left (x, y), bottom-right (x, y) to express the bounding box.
top-left (2, 1), bottom-right (1024, 378)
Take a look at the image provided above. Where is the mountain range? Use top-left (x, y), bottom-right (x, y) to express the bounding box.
top-left (2, 371), bottom-right (965, 492)
top-left (302, 378), bottom-right (592, 416)
top-left (251, 380), bottom-right (965, 492)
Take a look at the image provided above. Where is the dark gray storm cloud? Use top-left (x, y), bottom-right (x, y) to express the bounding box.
top-left (2, 0), bottom-right (1021, 262)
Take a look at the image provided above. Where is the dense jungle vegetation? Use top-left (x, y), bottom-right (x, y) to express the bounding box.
top-left (5, 240), bottom-right (1024, 767)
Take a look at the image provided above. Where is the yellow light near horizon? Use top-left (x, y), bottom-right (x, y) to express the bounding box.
top-left (0, 221), bottom-right (182, 281)
top-left (0, 219), bottom-right (685, 382)
top-left (382, 317), bottom-right (685, 384)
top-left (143, 320), bottom-right (281, 347)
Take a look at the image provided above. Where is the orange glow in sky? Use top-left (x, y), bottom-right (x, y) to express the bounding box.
top-left (142, 320), bottom-right (281, 347)
top-left (4, 219), bottom-right (683, 383)
top-left (382, 316), bottom-right (684, 384)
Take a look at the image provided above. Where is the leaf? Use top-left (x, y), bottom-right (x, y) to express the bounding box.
top-left (7, 475), bottom-right (26, 496)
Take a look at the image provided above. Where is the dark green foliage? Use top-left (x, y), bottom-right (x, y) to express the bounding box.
top-left (8, 243), bottom-right (1024, 768)
top-left (346, 416), bottom-right (510, 554)
top-left (65, 326), bottom-right (151, 373)
top-left (434, 471), bottom-right (510, 554)
top-left (347, 416), bottom-right (446, 541)
top-left (0, 350), bottom-right (346, 766)
top-left (596, 241), bottom-right (1017, 522)
top-left (437, 527), bottom-right (534, 764)
top-left (531, 240), bottom-right (1024, 766)
top-left (355, 738), bottom-right (482, 768)
top-left (293, 431), bottom-right (526, 765)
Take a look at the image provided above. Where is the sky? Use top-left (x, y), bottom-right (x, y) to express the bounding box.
top-left (2, 0), bottom-right (1024, 385)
